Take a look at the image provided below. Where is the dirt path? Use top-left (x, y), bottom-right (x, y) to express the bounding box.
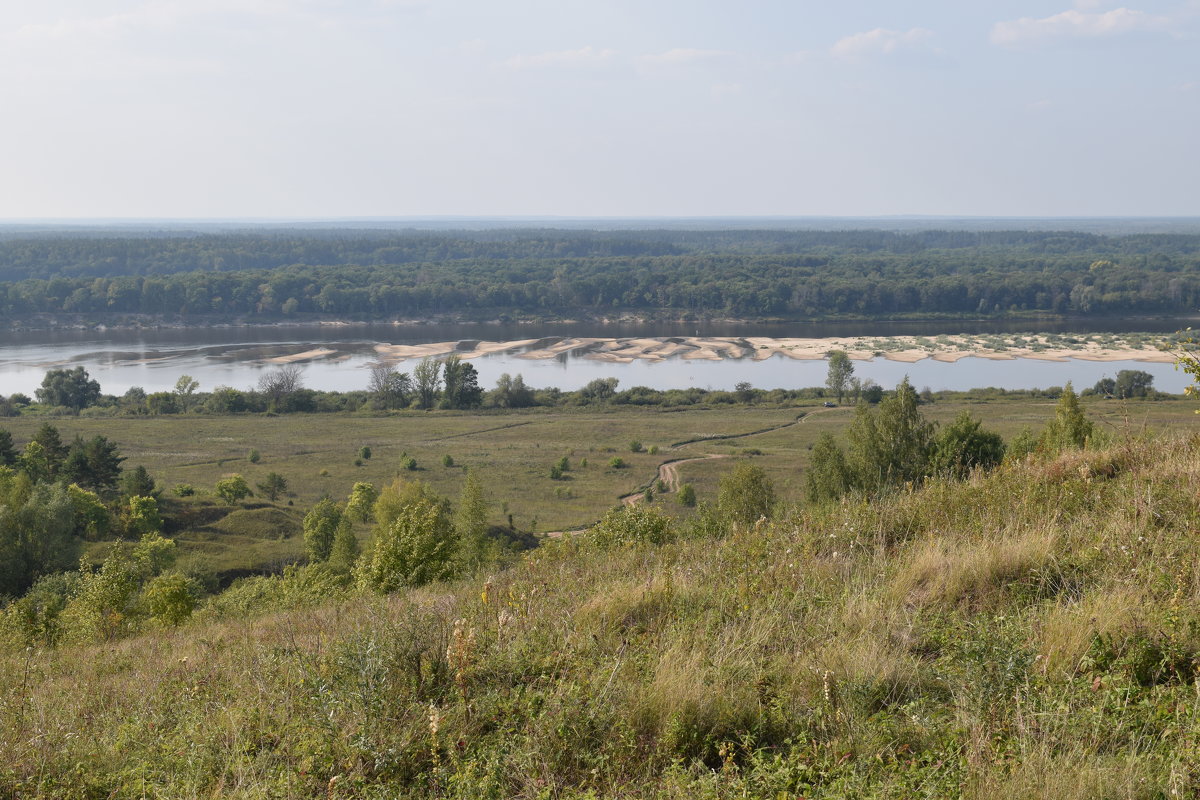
top-left (548, 406), bottom-right (841, 532)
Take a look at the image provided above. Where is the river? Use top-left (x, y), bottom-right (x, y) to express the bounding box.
top-left (0, 319), bottom-right (1193, 396)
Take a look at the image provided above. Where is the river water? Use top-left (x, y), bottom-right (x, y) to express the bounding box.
top-left (0, 319), bottom-right (1193, 396)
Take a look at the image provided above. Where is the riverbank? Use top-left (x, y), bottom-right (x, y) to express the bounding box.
top-left (372, 332), bottom-right (1178, 365)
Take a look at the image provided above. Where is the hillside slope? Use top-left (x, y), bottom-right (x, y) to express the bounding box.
top-left (5, 435), bottom-right (1200, 798)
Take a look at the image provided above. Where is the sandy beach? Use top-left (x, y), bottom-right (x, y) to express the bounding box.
top-left (366, 333), bottom-right (1176, 365)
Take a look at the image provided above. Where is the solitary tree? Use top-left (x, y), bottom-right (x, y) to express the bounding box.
top-left (825, 351), bottom-right (855, 404)
top-left (1041, 382), bottom-right (1093, 451)
top-left (256, 472), bottom-right (289, 502)
top-left (173, 375), bottom-right (199, 412)
top-left (214, 474), bottom-right (252, 505)
top-left (804, 432), bottom-right (852, 503)
top-left (36, 367), bottom-right (101, 410)
top-left (257, 364), bottom-right (304, 409)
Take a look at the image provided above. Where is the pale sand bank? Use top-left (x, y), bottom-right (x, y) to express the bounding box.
top-left (264, 348), bottom-right (337, 364)
top-left (365, 334), bottom-right (1176, 366)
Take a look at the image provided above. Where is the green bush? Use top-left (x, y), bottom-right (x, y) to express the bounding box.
top-left (589, 504), bottom-right (673, 548)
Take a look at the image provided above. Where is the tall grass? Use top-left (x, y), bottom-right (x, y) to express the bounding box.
top-left (6, 432), bottom-right (1200, 796)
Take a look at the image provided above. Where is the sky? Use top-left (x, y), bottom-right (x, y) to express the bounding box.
top-left (0, 0), bottom-right (1197, 218)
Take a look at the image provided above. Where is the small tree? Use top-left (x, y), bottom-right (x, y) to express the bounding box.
top-left (173, 375), bottom-right (199, 412)
top-left (143, 573), bottom-right (200, 627)
top-left (127, 495), bottom-right (163, 535)
top-left (677, 483), bottom-right (697, 507)
top-left (345, 482), bottom-right (379, 522)
top-left (303, 498), bottom-right (344, 562)
top-left (359, 494), bottom-right (459, 593)
top-left (609, 457), bottom-right (626, 469)
top-left (256, 472), bottom-right (289, 502)
top-left (121, 465), bottom-right (157, 499)
top-left (359, 446), bottom-right (372, 461)
top-left (215, 474), bottom-right (252, 505)
top-left (804, 432), bottom-right (852, 503)
top-left (328, 523), bottom-right (360, 573)
top-left (1041, 382), bottom-right (1093, 451)
top-left (456, 470), bottom-right (490, 569)
top-left (825, 350), bottom-right (855, 404)
top-left (718, 461), bottom-right (776, 529)
top-left (930, 411), bottom-right (1006, 479)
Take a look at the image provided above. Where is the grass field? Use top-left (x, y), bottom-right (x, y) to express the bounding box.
top-left (5, 397), bottom-right (1197, 578)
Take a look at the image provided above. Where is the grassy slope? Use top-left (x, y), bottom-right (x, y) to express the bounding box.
top-left (7, 427), bottom-right (1200, 797)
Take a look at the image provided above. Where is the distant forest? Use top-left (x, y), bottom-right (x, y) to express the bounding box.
top-left (3, 228), bottom-right (1200, 320)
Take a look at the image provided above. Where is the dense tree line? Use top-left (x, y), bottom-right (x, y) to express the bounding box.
top-left (3, 229), bottom-right (1200, 319)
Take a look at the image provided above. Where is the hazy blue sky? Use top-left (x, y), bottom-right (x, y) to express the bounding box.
top-left (2, 1), bottom-right (1197, 218)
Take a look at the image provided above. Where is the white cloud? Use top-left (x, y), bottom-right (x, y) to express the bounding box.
top-left (638, 48), bottom-right (734, 66)
top-left (991, 7), bottom-right (1169, 46)
top-left (502, 45), bottom-right (617, 70)
top-left (830, 27), bottom-right (934, 60)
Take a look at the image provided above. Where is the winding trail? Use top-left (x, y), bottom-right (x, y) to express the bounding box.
top-left (546, 406), bottom-right (840, 535)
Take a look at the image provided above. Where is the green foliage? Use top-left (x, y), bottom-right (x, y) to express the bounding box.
top-left (847, 377), bottom-right (935, 494)
top-left (442, 453), bottom-right (455, 468)
top-left (35, 366), bottom-right (101, 410)
top-left (173, 483), bottom-right (195, 497)
top-left (589, 504), bottom-right (674, 548)
top-left (930, 411), bottom-right (1007, 478)
top-left (403, 456), bottom-right (418, 471)
top-left (302, 498), bottom-right (345, 562)
top-left (0, 482), bottom-right (81, 597)
top-left (677, 482), bottom-right (697, 507)
top-left (173, 374), bottom-right (199, 412)
top-left (0, 429), bottom-right (14, 467)
top-left (66, 484), bottom-right (110, 540)
top-left (455, 470), bottom-right (491, 571)
top-left (255, 471), bottom-right (289, 502)
top-left (126, 495), bottom-right (163, 536)
top-left (608, 456), bottom-right (626, 469)
top-left (214, 474), bottom-right (252, 505)
top-left (804, 431), bottom-right (852, 503)
top-left (825, 349), bottom-right (855, 403)
top-left (629, 440), bottom-right (643, 453)
top-left (358, 445), bottom-right (371, 461)
top-left (327, 523), bottom-right (360, 573)
top-left (1040, 382), bottom-right (1094, 451)
top-left (58, 532), bottom-right (176, 643)
top-left (345, 481), bottom-right (379, 523)
top-left (358, 490), bottom-right (458, 593)
top-left (247, 448), bottom-right (261, 464)
top-left (142, 572), bottom-right (201, 627)
top-left (120, 465), bottom-right (157, 499)
top-left (717, 460), bottom-right (776, 528)
top-left (441, 354), bottom-right (483, 409)
top-left (62, 435), bottom-right (125, 497)
top-left (413, 357), bottom-right (441, 410)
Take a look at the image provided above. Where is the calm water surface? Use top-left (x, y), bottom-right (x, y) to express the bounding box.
top-left (0, 320), bottom-right (1191, 395)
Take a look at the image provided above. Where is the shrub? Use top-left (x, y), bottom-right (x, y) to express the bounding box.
top-left (248, 449), bottom-right (261, 464)
top-left (404, 456), bottom-right (418, 471)
top-left (359, 446), bottom-right (372, 461)
top-left (358, 493), bottom-right (458, 593)
top-left (443, 454), bottom-right (455, 468)
top-left (677, 483), bottom-right (697, 507)
top-left (303, 498), bottom-right (346, 562)
top-left (173, 483), bottom-right (195, 497)
top-left (609, 457), bottom-right (626, 469)
top-left (717, 461), bottom-right (776, 528)
top-left (629, 440), bottom-right (644, 453)
top-left (345, 481), bottom-right (379, 522)
top-left (589, 505), bottom-right (674, 548)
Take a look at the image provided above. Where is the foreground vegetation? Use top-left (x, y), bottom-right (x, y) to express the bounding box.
top-left (5, 422), bottom-right (1200, 796)
top-left (0, 367), bottom-right (1199, 796)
